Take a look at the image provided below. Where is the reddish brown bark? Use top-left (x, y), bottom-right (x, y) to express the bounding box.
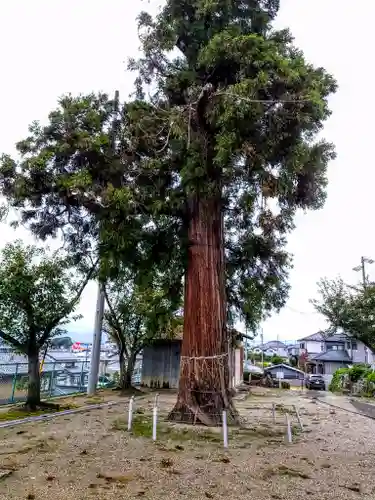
top-left (168, 196), bottom-right (237, 426)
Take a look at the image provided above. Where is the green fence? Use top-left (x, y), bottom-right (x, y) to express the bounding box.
top-left (0, 361), bottom-right (91, 404)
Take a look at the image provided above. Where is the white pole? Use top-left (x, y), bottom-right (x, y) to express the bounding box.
top-left (272, 403), bottom-right (276, 424)
top-left (286, 414), bottom-right (292, 443)
top-left (294, 405), bottom-right (304, 431)
top-left (154, 392), bottom-right (159, 408)
top-left (152, 406), bottom-right (157, 441)
top-left (128, 396), bottom-right (134, 431)
top-left (222, 410), bottom-right (228, 448)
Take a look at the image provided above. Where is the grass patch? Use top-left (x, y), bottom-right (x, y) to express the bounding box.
top-left (232, 425), bottom-right (285, 438)
top-left (112, 415), bottom-right (222, 443)
top-left (84, 395), bottom-right (105, 405)
top-left (0, 403), bottom-right (78, 422)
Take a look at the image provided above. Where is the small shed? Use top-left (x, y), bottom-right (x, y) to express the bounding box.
top-left (142, 339), bottom-right (181, 389)
top-left (141, 333), bottom-right (244, 390)
top-left (263, 363), bottom-right (305, 381)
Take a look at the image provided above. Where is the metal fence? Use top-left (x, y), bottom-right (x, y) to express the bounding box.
top-left (0, 361), bottom-right (117, 405)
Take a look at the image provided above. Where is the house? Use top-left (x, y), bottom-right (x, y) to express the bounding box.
top-left (141, 332), bottom-right (244, 389)
top-left (286, 343), bottom-right (301, 357)
top-left (298, 332), bottom-right (374, 385)
top-left (263, 364), bottom-right (305, 386)
top-left (252, 340), bottom-right (288, 358)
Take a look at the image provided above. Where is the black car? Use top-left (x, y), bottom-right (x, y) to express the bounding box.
top-left (305, 374), bottom-right (326, 390)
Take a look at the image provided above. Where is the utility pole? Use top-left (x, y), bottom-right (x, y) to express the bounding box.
top-left (87, 90), bottom-right (120, 395)
top-left (353, 256), bottom-right (374, 289)
top-left (260, 328), bottom-right (264, 367)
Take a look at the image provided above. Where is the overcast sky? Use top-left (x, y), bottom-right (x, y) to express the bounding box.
top-left (0, 1), bottom-right (373, 343)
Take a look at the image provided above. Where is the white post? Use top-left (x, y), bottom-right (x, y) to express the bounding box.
top-left (152, 405), bottom-right (157, 441)
top-left (152, 393), bottom-right (159, 441)
top-left (294, 405), bottom-right (304, 431)
top-left (286, 414), bottom-right (292, 443)
top-left (128, 396), bottom-right (134, 431)
top-left (272, 403), bottom-right (276, 424)
top-left (222, 410), bottom-right (228, 448)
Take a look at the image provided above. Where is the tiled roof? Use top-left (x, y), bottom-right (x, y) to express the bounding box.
top-left (299, 332), bottom-right (348, 343)
top-left (298, 332), bottom-right (325, 342)
top-left (310, 350), bottom-right (351, 363)
top-left (254, 340), bottom-right (287, 350)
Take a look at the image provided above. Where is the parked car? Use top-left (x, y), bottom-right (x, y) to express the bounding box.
top-left (305, 374), bottom-right (326, 390)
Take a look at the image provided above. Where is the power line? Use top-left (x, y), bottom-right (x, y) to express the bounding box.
top-left (285, 306), bottom-right (319, 316)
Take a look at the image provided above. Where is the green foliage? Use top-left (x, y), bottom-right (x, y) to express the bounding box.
top-left (329, 368), bottom-right (349, 392)
top-left (104, 269), bottom-right (182, 386)
top-left (0, 240), bottom-right (94, 354)
top-left (312, 278), bottom-right (375, 351)
top-left (289, 355), bottom-right (298, 367)
top-left (0, 0), bottom-right (337, 333)
top-left (348, 364), bottom-right (371, 382)
top-left (50, 336), bottom-right (73, 349)
top-left (270, 355), bottom-right (284, 365)
top-left (281, 381), bottom-right (290, 390)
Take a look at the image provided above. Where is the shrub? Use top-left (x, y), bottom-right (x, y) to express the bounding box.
top-left (348, 364), bottom-right (371, 382)
top-left (329, 368), bottom-right (349, 392)
top-left (271, 355), bottom-right (284, 365)
top-left (281, 381), bottom-right (290, 390)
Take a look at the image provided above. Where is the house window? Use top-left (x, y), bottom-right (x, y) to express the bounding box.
top-left (346, 341), bottom-right (358, 351)
top-left (300, 343), bottom-right (305, 349)
top-left (327, 344), bottom-right (344, 351)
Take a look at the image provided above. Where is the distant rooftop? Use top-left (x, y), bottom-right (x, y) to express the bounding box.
top-left (298, 332), bottom-right (348, 343)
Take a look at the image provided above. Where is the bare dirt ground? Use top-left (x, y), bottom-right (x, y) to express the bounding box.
top-left (0, 387), bottom-right (374, 500)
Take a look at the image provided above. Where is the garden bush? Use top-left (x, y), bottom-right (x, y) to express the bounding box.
top-left (328, 368), bottom-right (349, 392)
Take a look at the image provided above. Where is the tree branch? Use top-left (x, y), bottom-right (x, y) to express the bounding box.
top-left (103, 284), bottom-right (128, 358)
top-left (38, 259), bottom-right (99, 347)
top-left (0, 329), bottom-right (26, 353)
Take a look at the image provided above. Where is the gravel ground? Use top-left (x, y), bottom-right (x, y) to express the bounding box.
top-left (0, 388), bottom-right (374, 500)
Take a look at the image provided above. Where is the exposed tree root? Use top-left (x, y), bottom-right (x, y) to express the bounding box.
top-left (168, 393), bottom-right (239, 426)
top-left (23, 401), bottom-right (60, 412)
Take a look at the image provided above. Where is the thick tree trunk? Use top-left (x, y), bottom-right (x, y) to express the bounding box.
top-left (168, 197), bottom-right (238, 426)
top-left (120, 351), bottom-right (136, 390)
top-left (118, 348), bottom-right (126, 389)
top-left (26, 348), bottom-right (41, 410)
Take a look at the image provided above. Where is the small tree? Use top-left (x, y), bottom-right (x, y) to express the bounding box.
top-left (312, 277), bottom-right (375, 352)
top-left (271, 355), bottom-right (284, 365)
top-left (0, 241), bottom-right (96, 409)
top-left (50, 336), bottom-right (73, 349)
top-left (103, 273), bottom-right (182, 389)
